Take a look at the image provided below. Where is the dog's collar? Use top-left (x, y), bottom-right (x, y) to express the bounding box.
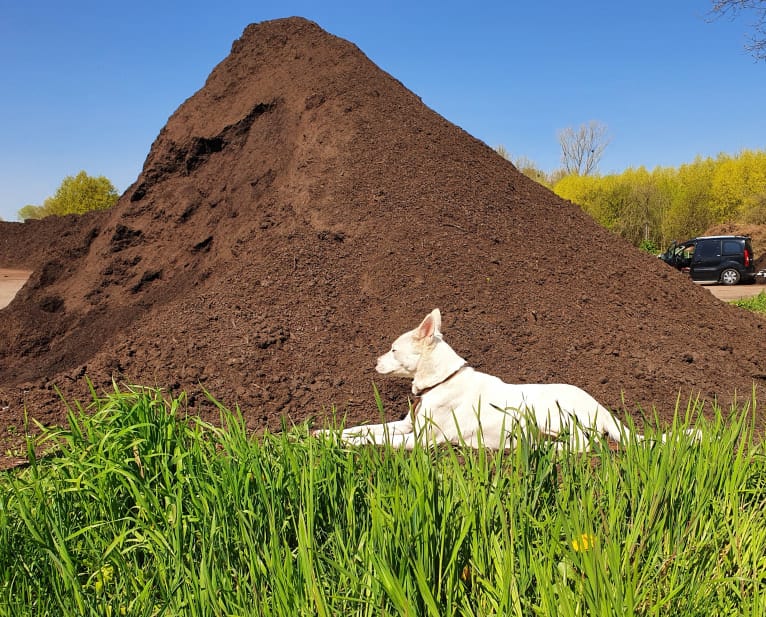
top-left (412, 363), bottom-right (467, 397)
top-left (411, 363), bottom-right (467, 419)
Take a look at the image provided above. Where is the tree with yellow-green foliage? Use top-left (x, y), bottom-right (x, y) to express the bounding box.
top-left (17, 204), bottom-right (45, 220)
top-left (555, 173), bottom-right (617, 227)
top-left (662, 156), bottom-right (717, 242)
top-left (710, 150), bottom-right (766, 222)
top-left (17, 171), bottom-right (118, 220)
top-left (553, 149), bottom-right (766, 250)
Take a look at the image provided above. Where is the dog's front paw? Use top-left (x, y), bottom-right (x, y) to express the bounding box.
top-left (313, 428), bottom-right (340, 441)
top-left (683, 427), bottom-right (703, 443)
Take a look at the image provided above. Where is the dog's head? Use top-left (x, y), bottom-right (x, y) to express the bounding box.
top-left (375, 309), bottom-right (443, 378)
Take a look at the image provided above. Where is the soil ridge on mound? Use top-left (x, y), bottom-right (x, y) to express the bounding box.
top-left (1, 17), bottom-right (764, 462)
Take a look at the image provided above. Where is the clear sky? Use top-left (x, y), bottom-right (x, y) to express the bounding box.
top-left (1, 1), bottom-right (764, 221)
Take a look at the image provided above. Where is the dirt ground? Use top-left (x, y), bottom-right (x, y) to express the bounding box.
top-left (3, 270), bottom-right (763, 310)
top-left (1, 17), bottom-right (765, 469)
top-left (706, 283), bottom-right (766, 302)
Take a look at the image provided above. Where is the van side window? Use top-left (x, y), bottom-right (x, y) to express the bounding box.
top-left (695, 239), bottom-right (720, 259)
top-left (722, 240), bottom-right (741, 255)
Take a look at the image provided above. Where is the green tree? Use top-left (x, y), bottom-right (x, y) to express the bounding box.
top-left (610, 167), bottom-right (668, 247)
top-left (554, 149), bottom-right (766, 249)
top-left (742, 192), bottom-right (766, 223)
top-left (554, 173), bottom-right (619, 226)
top-left (17, 204), bottom-right (48, 220)
top-left (710, 150), bottom-right (766, 222)
top-left (662, 157), bottom-right (716, 243)
top-left (18, 171), bottom-right (118, 220)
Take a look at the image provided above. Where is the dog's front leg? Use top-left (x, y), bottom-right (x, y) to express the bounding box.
top-left (345, 429), bottom-right (428, 450)
top-left (339, 428), bottom-right (416, 448)
top-left (336, 414), bottom-right (413, 445)
top-left (383, 431), bottom-right (420, 450)
top-left (314, 412), bottom-right (412, 441)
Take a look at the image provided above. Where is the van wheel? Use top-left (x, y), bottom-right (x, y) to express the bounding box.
top-left (720, 268), bottom-right (741, 285)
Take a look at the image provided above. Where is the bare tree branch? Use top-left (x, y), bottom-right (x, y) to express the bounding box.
top-left (709, 0), bottom-right (766, 60)
top-left (557, 121), bottom-right (611, 176)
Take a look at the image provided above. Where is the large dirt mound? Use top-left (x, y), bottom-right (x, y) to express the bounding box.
top-left (704, 223), bottom-right (766, 270)
top-left (1, 18), bottom-right (764, 463)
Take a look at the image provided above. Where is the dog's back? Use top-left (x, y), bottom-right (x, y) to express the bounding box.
top-left (422, 368), bottom-right (626, 447)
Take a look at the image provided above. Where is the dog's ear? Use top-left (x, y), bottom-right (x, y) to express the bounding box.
top-left (416, 309), bottom-right (442, 342)
top-left (430, 308), bottom-right (442, 333)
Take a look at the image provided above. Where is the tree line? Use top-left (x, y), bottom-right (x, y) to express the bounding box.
top-left (498, 127), bottom-right (766, 253)
top-left (551, 150), bottom-right (766, 251)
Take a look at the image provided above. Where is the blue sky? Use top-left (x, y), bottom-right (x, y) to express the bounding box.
top-left (1, 1), bottom-right (764, 221)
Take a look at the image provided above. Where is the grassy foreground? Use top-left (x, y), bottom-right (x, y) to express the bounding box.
top-left (1, 386), bottom-right (764, 616)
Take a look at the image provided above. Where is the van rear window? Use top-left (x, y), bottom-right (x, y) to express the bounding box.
top-left (722, 240), bottom-right (742, 255)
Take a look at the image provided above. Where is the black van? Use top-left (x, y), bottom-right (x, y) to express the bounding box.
top-left (660, 235), bottom-right (756, 285)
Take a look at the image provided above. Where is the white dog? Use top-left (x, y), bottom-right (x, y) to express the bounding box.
top-left (322, 309), bottom-right (689, 451)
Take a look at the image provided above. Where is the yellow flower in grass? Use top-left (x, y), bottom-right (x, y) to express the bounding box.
top-left (92, 564), bottom-right (114, 595)
top-left (571, 533), bottom-right (596, 552)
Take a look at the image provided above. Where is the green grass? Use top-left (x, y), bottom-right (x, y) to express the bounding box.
top-left (732, 290), bottom-right (766, 315)
top-left (1, 385), bottom-right (765, 616)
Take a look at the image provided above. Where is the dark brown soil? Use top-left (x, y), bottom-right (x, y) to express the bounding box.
top-left (1, 17), bottom-right (764, 467)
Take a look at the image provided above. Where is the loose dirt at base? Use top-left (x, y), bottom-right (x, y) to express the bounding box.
top-left (1, 18), bottom-right (765, 468)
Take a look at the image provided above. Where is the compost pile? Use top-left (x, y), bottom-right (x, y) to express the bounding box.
top-left (1, 18), bottom-right (764, 465)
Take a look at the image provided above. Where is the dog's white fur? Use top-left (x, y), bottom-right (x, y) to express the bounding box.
top-left (322, 309), bottom-right (689, 451)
